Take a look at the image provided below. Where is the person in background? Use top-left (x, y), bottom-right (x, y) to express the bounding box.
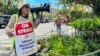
top-left (54, 14), bottom-right (62, 35)
top-left (64, 15), bottom-right (74, 24)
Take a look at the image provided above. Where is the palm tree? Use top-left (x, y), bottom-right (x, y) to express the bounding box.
top-left (0, 0), bottom-right (20, 15)
top-left (58, 0), bottom-right (74, 16)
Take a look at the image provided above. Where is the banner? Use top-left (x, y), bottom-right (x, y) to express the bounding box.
top-left (15, 21), bottom-right (37, 56)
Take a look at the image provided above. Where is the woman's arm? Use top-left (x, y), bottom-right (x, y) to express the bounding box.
top-left (32, 12), bottom-right (42, 28)
top-left (5, 15), bottom-right (16, 37)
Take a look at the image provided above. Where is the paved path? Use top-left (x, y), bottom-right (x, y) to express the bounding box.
top-left (35, 22), bottom-right (75, 37)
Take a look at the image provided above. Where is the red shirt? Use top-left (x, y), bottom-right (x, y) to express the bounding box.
top-left (55, 18), bottom-right (62, 25)
top-left (64, 18), bottom-right (70, 23)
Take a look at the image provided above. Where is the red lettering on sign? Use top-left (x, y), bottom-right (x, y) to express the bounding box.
top-left (15, 22), bottom-right (34, 35)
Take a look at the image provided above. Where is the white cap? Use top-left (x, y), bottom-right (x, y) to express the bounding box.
top-left (18, 2), bottom-right (29, 10)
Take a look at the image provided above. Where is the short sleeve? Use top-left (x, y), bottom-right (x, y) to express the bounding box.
top-left (6, 15), bottom-right (16, 29)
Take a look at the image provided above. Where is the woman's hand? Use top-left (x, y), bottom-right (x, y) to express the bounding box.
top-left (5, 28), bottom-right (14, 37)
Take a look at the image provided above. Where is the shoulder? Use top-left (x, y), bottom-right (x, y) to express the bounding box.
top-left (11, 14), bottom-right (18, 18)
top-left (55, 18), bottom-right (58, 20)
top-left (9, 14), bottom-right (17, 22)
top-left (55, 19), bottom-right (57, 22)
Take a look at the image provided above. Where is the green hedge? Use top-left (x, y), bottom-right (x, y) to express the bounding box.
top-left (69, 18), bottom-right (100, 41)
top-left (39, 35), bottom-right (100, 56)
top-left (70, 11), bottom-right (93, 18)
top-left (38, 18), bottom-right (100, 56)
top-left (69, 18), bottom-right (100, 31)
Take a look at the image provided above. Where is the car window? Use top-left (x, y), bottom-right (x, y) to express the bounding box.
top-left (0, 16), bottom-right (3, 19)
top-left (3, 16), bottom-right (11, 19)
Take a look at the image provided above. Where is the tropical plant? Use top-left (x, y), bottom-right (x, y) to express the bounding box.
top-left (39, 35), bottom-right (100, 56)
top-left (0, 0), bottom-right (23, 15)
top-left (43, 35), bottom-right (88, 56)
top-left (69, 17), bottom-right (100, 41)
top-left (58, 0), bottom-right (100, 16)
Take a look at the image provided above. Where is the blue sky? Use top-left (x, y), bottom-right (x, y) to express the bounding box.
top-left (25, 0), bottom-right (61, 8)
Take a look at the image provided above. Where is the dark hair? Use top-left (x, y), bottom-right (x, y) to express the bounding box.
top-left (18, 9), bottom-right (22, 16)
top-left (18, 7), bottom-right (28, 18)
top-left (18, 4), bottom-right (30, 15)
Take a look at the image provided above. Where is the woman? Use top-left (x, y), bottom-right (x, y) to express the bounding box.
top-left (5, 3), bottom-right (41, 56)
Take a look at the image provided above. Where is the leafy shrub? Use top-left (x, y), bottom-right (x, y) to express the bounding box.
top-left (70, 11), bottom-right (92, 18)
top-left (69, 18), bottom-right (100, 41)
top-left (43, 35), bottom-right (88, 56)
top-left (38, 35), bottom-right (100, 56)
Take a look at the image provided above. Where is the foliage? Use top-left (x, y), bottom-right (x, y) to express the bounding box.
top-left (58, 1), bottom-right (93, 18)
top-left (76, 0), bottom-right (100, 15)
top-left (43, 35), bottom-right (87, 56)
top-left (69, 17), bottom-right (100, 41)
top-left (58, 0), bottom-right (100, 15)
top-left (69, 17), bottom-right (100, 31)
top-left (39, 35), bottom-right (100, 56)
top-left (0, 0), bottom-right (20, 15)
top-left (38, 17), bottom-right (100, 55)
top-left (43, 12), bottom-right (54, 19)
top-left (58, 0), bottom-right (73, 17)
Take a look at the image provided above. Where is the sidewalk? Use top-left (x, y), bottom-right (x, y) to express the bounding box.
top-left (35, 22), bottom-right (75, 37)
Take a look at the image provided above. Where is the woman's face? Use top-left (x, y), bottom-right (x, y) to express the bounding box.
top-left (21, 5), bottom-right (30, 15)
